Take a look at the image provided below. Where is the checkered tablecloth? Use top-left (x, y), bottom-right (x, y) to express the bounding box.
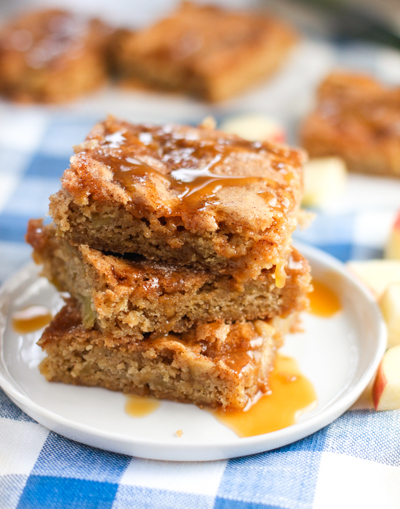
top-left (1, 38), bottom-right (400, 509)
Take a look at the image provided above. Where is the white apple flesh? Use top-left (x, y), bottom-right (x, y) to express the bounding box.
top-left (372, 345), bottom-right (400, 411)
top-left (379, 283), bottom-right (400, 348)
top-left (347, 260), bottom-right (400, 299)
top-left (220, 114), bottom-right (285, 144)
top-left (302, 157), bottom-right (347, 208)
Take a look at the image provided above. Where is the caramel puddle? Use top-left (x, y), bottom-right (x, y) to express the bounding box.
top-left (12, 305), bottom-right (52, 334)
top-left (125, 395), bottom-right (160, 418)
top-left (213, 355), bottom-right (317, 438)
top-left (123, 357), bottom-right (316, 435)
top-left (309, 279), bottom-right (341, 317)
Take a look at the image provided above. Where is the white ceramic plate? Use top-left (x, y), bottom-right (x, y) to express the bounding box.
top-left (0, 243), bottom-right (386, 461)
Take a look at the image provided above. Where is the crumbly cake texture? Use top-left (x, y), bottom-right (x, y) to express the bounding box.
top-left (49, 116), bottom-right (305, 284)
top-left (112, 1), bottom-right (297, 102)
top-left (27, 219), bottom-right (311, 340)
top-left (0, 8), bottom-right (112, 103)
top-left (38, 300), bottom-right (296, 410)
top-left (301, 72), bottom-right (400, 177)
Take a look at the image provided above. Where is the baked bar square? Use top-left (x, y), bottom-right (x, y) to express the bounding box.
top-left (38, 300), bottom-right (295, 410)
top-left (112, 1), bottom-right (297, 102)
top-left (49, 116), bottom-right (305, 284)
top-left (27, 219), bottom-right (311, 340)
top-left (301, 72), bottom-right (400, 177)
top-left (0, 8), bottom-right (112, 103)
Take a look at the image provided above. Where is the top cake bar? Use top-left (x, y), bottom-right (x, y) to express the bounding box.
top-left (112, 1), bottom-right (297, 102)
top-left (49, 116), bottom-right (304, 284)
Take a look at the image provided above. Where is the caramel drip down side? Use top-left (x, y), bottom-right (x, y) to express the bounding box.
top-left (308, 280), bottom-right (341, 318)
top-left (213, 355), bottom-right (317, 437)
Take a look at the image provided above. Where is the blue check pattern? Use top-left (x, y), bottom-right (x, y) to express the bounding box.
top-left (1, 53), bottom-right (400, 508)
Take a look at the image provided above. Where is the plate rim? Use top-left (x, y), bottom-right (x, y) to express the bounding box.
top-left (0, 242), bottom-right (387, 461)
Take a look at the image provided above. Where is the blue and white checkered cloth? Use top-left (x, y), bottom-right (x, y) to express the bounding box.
top-left (1, 38), bottom-right (400, 509)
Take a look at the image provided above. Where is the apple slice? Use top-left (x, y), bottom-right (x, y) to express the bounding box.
top-left (302, 157), bottom-right (347, 208)
top-left (385, 211), bottom-right (400, 260)
top-left (220, 114), bottom-right (285, 144)
top-left (347, 260), bottom-right (400, 299)
top-left (372, 345), bottom-right (400, 411)
top-left (379, 283), bottom-right (400, 348)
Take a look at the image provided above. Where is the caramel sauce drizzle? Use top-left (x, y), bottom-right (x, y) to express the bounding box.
top-left (274, 262), bottom-right (287, 289)
top-left (213, 355), bottom-right (317, 437)
top-left (12, 305), bottom-right (52, 334)
top-left (89, 126), bottom-right (296, 214)
top-left (125, 395), bottom-right (160, 418)
top-left (308, 280), bottom-right (342, 318)
top-left (214, 338), bottom-right (267, 388)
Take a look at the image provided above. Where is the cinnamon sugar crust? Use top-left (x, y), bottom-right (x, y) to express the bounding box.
top-left (0, 8), bottom-right (112, 103)
top-left (301, 72), bottom-right (400, 177)
top-left (27, 219), bottom-right (311, 340)
top-left (49, 116), bottom-right (305, 284)
top-left (38, 300), bottom-right (296, 410)
top-left (111, 1), bottom-right (297, 102)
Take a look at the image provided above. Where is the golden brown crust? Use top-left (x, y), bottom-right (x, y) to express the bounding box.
top-left (27, 219), bottom-right (311, 339)
top-left (0, 8), bottom-right (113, 103)
top-left (111, 1), bottom-right (297, 101)
top-left (49, 116), bottom-right (304, 283)
top-left (37, 300), bottom-right (295, 409)
top-left (301, 71), bottom-right (400, 177)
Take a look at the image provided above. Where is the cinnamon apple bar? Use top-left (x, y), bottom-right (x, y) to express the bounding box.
top-left (27, 219), bottom-right (311, 340)
top-left (301, 72), bottom-right (400, 177)
top-left (112, 1), bottom-right (297, 102)
top-left (0, 8), bottom-right (112, 103)
top-left (38, 300), bottom-right (297, 410)
top-left (49, 116), bottom-right (305, 284)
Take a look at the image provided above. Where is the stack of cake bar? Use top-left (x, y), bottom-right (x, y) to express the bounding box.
top-left (27, 116), bottom-right (311, 410)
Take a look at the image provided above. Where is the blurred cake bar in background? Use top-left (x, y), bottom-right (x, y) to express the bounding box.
top-left (38, 299), bottom-right (294, 410)
top-left (0, 8), bottom-right (113, 103)
top-left (27, 219), bottom-right (311, 340)
top-left (112, 1), bottom-right (297, 102)
top-left (301, 72), bottom-right (400, 177)
top-left (49, 116), bottom-right (305, 284)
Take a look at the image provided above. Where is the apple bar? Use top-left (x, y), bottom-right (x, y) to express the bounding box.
top-left (301, 72), bottom-right (400, 177)
top-left (111, 1), bottom-right (297, 102)
top-left (49, 116), bottom-right (305, 284)
top-left (37, 300), bottom-right (299, 410)
top-left (0, 8), bottom-right (112, 103)
top-left (27, 219), bottom-right (311, 340)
